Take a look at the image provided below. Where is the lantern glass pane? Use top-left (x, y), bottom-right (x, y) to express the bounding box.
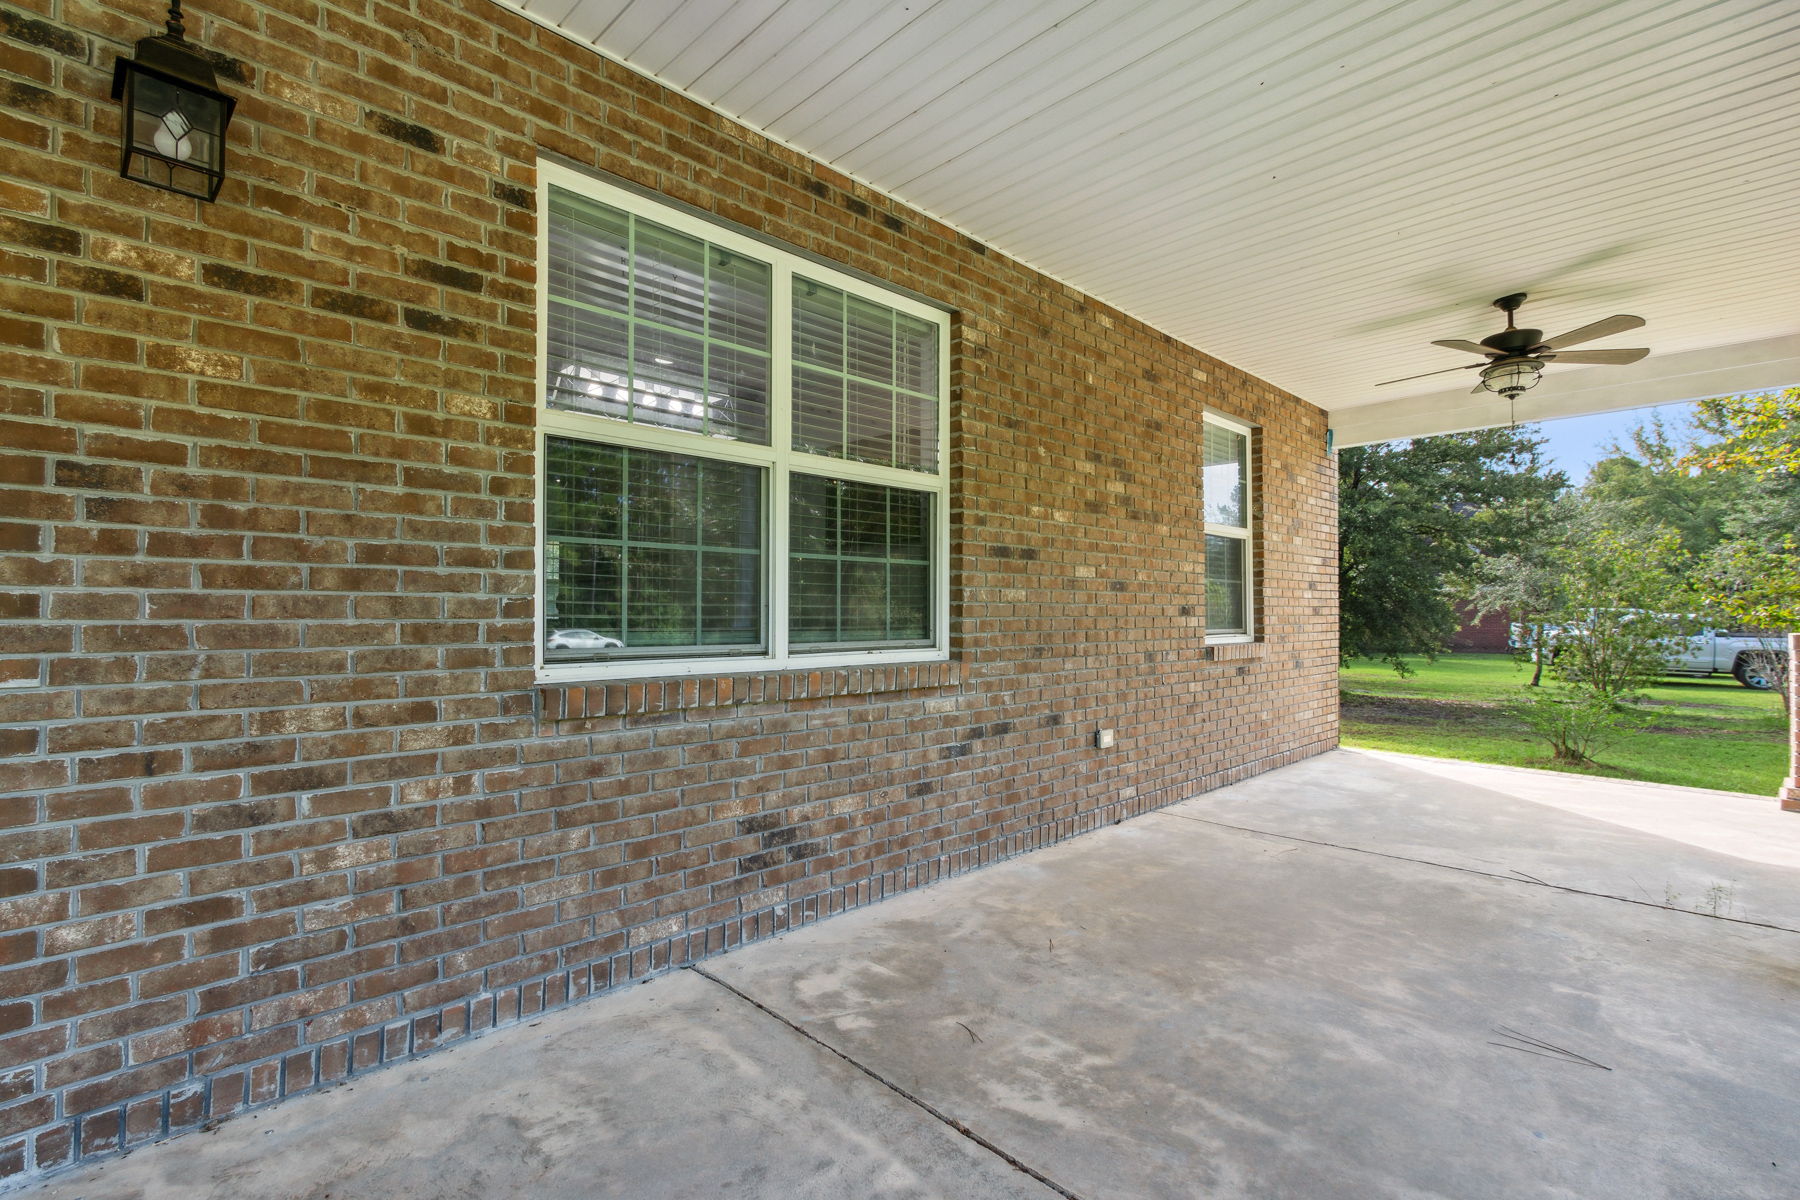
top-left (122, 67), bottom-right (228, 200)
top-left (1482, 361), bottom-right (1541, 393)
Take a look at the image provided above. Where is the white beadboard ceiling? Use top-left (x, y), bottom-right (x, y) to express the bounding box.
top-left (495, 0), bottom-right (1800, 444)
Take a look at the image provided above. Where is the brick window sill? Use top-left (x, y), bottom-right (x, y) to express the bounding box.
top-left (540, 659), bottom-right (967, 722)
top-left (1202, 641), bottom-right (1267, 662)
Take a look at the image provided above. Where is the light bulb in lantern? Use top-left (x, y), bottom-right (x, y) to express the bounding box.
top-left (153, 107), bottom-right (195, 162)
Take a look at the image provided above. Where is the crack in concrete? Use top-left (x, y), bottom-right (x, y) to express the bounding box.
top-left (1153, 810), bottom-right (1800, 936)
top-left (691, 965), bottom-right (1087, 1200)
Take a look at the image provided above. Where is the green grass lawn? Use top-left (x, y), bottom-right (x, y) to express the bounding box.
top-left (1340, 652), bottom-right (1789, 795)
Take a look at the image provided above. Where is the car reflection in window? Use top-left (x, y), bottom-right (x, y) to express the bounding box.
top-left (544, 628), bottom-right (624, 657)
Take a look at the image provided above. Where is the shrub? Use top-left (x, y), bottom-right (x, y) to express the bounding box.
top-left (1511, 686), bottom-right (1643, 765)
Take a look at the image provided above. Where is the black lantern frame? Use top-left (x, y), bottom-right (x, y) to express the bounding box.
top-left (111, 2), bottom-right (236, 202)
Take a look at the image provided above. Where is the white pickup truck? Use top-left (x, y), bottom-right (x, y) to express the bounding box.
top-left (1510, 620), bottom-right (1788, 690)
top-left (1663, 629), bottom-right (1787, 690)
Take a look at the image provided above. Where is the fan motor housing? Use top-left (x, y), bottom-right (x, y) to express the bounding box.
top-left (1479, 328), bottom-right (1543, 355)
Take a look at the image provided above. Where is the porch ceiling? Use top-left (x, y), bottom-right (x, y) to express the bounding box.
top-left (498, 0), bottom-right (1800, 445)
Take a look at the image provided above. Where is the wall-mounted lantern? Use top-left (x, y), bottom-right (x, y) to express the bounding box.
top-left (111, 1), bottom-right (235, 201)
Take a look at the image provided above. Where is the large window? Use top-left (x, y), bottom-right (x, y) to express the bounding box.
top-left (537, 164), bottom-right (949, 679)
top-left (1203, 415), bottom-right (1254, 641)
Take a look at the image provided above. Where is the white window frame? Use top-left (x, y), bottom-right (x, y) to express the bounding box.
top-left (534, 162), bottom-right (951, 684)
top-left (1203, 412), bottom-right (1255, 644)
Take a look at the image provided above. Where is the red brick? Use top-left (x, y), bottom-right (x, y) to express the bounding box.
top-left (75, 815), bottom-right (185, 852)
top-left (63, 1059), bottom-right (186, 1115)
top-left (128, 1013), bottom-right (243, 1064)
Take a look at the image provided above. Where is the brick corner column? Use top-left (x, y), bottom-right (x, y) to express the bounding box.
top-left (1782, 632), bottom-right (1800, 813)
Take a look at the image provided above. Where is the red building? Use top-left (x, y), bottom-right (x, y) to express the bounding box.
top-left (1451, 604), bottom-right (1513, 653)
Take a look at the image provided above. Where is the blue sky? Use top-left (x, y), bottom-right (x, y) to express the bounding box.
top-left (1532, 401), bottom-right (1697, 484)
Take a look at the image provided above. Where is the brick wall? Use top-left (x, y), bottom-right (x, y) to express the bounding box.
top-left (1450, 603), bottom-right (1512, 652)
top-left (0, 0), bottom-right (1339, 1181)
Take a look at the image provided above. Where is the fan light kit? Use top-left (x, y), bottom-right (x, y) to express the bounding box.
top-left (1479, 358), bottom-right (1543, 397)
top-left (1377, 293), bottom-right (1650, 399)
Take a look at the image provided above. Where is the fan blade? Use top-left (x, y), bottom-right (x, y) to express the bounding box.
top-left (1431, 339), bottom-right (1498, 357)
top-left (1537, 314), bottom-right (1645, 350)
top-left (1540, 348), bottom-right (1649, 365)
top-left (1375, 364), bottom-right (1481, 386)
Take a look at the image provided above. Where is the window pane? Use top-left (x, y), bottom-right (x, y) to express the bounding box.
top-left (894, 313), bottom-right (938, 394)
top-left (547, 301), bottom-right (629, 374)
top-left (1203, 424), bottom-right (1248, 527)
top-left (629, 547), bottom-right (699, 646)
top-left (845, 381), bottom-right (895, 467)
top-left (708, 344), bottom-right (770, 445)
top-left (548, 192), bottom-right (630, 313)
top-left (544, 437), bottom-right (762, 660)
top-left (789, 477), bottom-right (932, 647)
top-left (545, 308), bottom-right (630, 421)
top-left (842, 561), bottom-right (888, 639)
top-left (788, 557), bottom-right (837, 643)
top-left (839, 479), bottom-right (889, 556)
top-left (888, 560), bottom-right (931, 640)
top-left (888, 487), bottom-right (929, 558)
top-left (633, 223), bottom-right (706, 333)
top-left (793, 367), bottom-right (845, 458)
top-left (544, 438), bottom-right (624, 542)
top-left (633, 324), bottom-right (706, 395)
top-left (793, 281), bottom-right (843, 371)
top-left (791, 277), bottom-right (938, 472)
top-left (708, 248), bottom-right (770, 348)
top-left (628, 450), bottom-right (699, 546)
top-left (700, 459), bottom-right (761, 548)
top-left (844, 295), bottom-right (894, 381)
top-left (788, 474), bottom-right (835, 555)
top-left (1206, 534), bottom-right (1248, 635)
top-left (628, 379), bottom-right (707, 433)
top-left (896, 390), bottom-right (938, 473)
top-left (700, 552), bottom-right (761, 645)
top-left (546, 188), bottom-right (771, 443)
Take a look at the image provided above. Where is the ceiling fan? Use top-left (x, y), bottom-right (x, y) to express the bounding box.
top-left (1375, 293), bottom-right (1649, 398)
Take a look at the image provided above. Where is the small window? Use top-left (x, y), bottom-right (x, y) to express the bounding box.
top-left (1203, 416), bottom-right (1254, 641)
top-left (537, 164), bottom-right (950, 680)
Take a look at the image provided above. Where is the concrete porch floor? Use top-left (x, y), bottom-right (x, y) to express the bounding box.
top-left (29, 749), bottom-right (1800, 1200)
